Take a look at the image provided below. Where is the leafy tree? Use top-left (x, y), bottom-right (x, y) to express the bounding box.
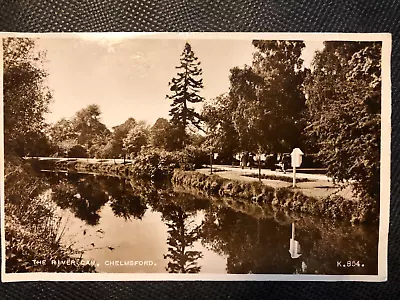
top-left (188, 133), bottom-right (206, 148)
top-left (91, 117), bottom-right (137, 159)
top-left (167, 42), bottom-right (205, 148)
top-left (3, 38), bottom-right (52, 156)
top-left (49, 118), bottom-right (79, 156)
top-left (202, 94), bottom-right (240, 163)
top-left (123, 122), bottom-right (149, 157)
top-left (54, 139), bottom-right (78, 157)
top-left (72, 104), bottom-right (110, 147)
top-left (49, 118), bottom-right (77, 144)
top-left (150, 118), bottom-right (173, 149)
top-left (87, 135), bottom-right (110, 158)
top-left (50, 105), bottom-right (110, 157)
top-left (108, 118), bottom-right (137, 157)
top-left (230, 40), bottom-right (306, 155)
top-left (202, 40), bottom-right (306, 170)
top-left (149, 117), bottom-right (191, 151)
top-left (304, 41), bottom-right (381, 202)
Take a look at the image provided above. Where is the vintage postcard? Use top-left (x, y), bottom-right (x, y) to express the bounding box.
top-left (1, 32), bottom-right (391, 282)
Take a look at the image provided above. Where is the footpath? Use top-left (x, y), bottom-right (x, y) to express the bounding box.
top-left (197, 165), bottom-right (356, 201)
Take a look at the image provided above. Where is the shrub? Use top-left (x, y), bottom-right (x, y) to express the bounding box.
top-left (5, 155), bottom-right (96, 273)
top-left (128, 148), bottom-right (198, 180)
top-left (183, 145), bottom-right (208, 168)
top-left (67, 145), bottom-right (88, 158)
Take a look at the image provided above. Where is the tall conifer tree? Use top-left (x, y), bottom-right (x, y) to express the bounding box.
top-left (167, 42), bottom-right (204, 148)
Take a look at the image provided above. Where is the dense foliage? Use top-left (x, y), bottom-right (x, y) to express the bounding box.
top-left (49, 105), bottom-right (111, 157)
top-left (4, 38), bottom-right (96, 273)
top-left (304, 42), bottom-right (382, 202)
top-left (203, 40), bottom-right (306, 156)
top-left (3, 38), bottom-right (53, 157)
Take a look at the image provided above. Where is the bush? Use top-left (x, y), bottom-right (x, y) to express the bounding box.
top-left (183, 145), bottom-right (208, 168)
top-left (4, 155), bottom-right (96, 273)
top-left (129, 148), bottom-right (196, 180)
top-left (67, 145), bottom-right (88, 158)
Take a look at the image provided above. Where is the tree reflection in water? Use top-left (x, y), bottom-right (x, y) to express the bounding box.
top-left (47, 173), bottom-right (148, 225)
top-left (106, 177), bottom-right (147, 220)
top-left (162, 206), bottom-right (203, 273)
top-left (201, 206), bottom-right (295, 274)
top-left (50, 173), bottom-right (109, 225)
top-left (153, 193), bottom-right (210, 274)
top-left (41, 172), bottom-right (378, 275)
top-left (200, 205), bottom-right (378, 275)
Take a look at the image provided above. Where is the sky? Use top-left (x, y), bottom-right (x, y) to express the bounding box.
top-left (35, 37), bottom-right (324, 129)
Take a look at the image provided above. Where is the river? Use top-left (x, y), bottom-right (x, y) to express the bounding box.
top-left (37, 171), bottom-right (378, 275)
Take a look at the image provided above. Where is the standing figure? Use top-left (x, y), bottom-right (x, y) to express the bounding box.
top-left (281, 156), bottom-right (287, 174)
top-left (277, 153), bottom-right (287, 174)
top-left (281, 154), bottom-right (290, 174)
top-left (241, 152), bottom-right (248, 169)
top-left (248, 153), bottom-right (254, 169)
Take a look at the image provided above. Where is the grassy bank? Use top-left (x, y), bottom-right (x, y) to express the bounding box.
top-left (29, 153), bottom-right (377, 224)
top-left (5, 154), bottom-right (96, 273)
top-left (171, 169), bottom-right (377, 224)
top-left (32, 148), bottom-right (201, 181)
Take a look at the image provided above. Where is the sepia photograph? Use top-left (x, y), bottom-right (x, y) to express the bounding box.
top-left (1, 33), bottom-right (391, 281)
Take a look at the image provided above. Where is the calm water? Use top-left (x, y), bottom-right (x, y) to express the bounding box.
top-left (38, 171), bottom-right (378, 275)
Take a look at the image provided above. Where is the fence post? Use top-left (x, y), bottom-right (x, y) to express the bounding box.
top-left (210, 152), bottom-right (213, 174)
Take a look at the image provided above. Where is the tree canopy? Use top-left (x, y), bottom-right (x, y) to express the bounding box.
top-left (49, 104), bottom-right (110, 157)
top-left (3, 38), bottom-right (53, 156)
top-left (203, 40), bottom-right (306, 156)
top-left (100, 117), bottom-right (137, 158)
top-left (72, 104), bottom-right (110, 146)
top-left (202, 93), bottom-right (240, 161)
top-left (304, 41), bottom-right (382, 202)
top-left (123, 121), bottom-right (150, 157)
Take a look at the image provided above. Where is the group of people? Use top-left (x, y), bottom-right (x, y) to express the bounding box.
top-left (240, 151), bottom-right (290, 173)
top-left (240, 151), bottom-right (255, 169)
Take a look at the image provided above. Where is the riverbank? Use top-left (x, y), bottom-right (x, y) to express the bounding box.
top-left (172, 169), bottom-right (377, 224)
top-left (4, 154), bottom-right (97, 273)
top-left (28, 149), bottom-right (200, 181)
top-left (28, 158), bottom-right (377, 224)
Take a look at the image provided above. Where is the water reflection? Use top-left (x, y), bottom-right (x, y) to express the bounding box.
top-left (50, 173), bottom-right (109, 225)
top-left (162, 205), bottom-right (203, 273)
top-left (289, 223), bottom-right (302, 259)
top-left (107, 178), bottom-right (147, 220)
top-left (201, 206), bottom-right (296, 274)
top-left (47, 173), bottom-right (148, 225)
top-left (36, 171), bottom-right (378, 275)
top-left (289, 223), bottom-right (307, 275)
top-left (151, 192), bottom-right (210, 273)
